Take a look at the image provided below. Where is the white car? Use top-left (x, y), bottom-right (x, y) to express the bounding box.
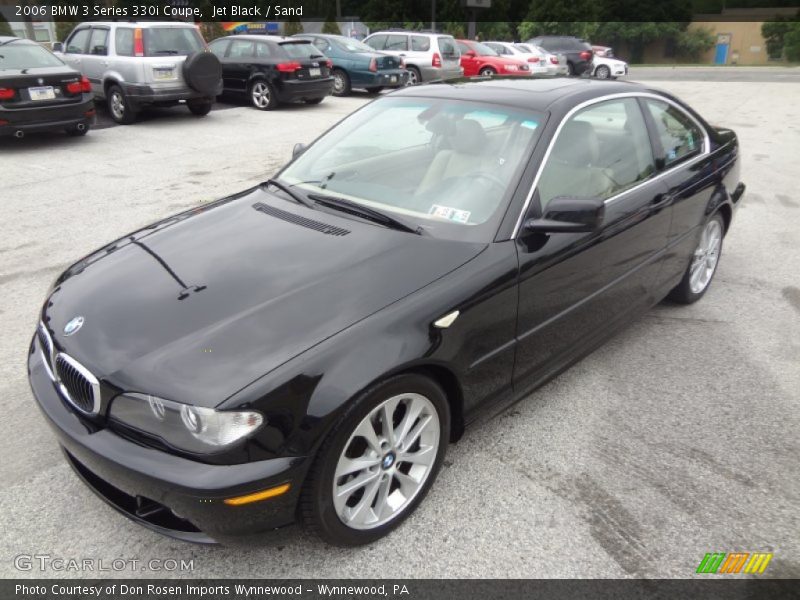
top-left (514, 43), bottom-right (568, 76)
top-left (591, 55), bottom-right (628, 79)
top-left (483, 41), bottom-right (551, 76)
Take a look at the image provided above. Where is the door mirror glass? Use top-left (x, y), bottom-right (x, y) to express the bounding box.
top-left (52, 42), bottom-right (64, 53)
top-left (524, 195), bottom-right (604, 233)
top-left (292, 143), bottom-right (307, 158)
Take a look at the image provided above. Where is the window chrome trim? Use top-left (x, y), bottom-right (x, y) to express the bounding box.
top-left (511, 91), bottom-right (711, 239)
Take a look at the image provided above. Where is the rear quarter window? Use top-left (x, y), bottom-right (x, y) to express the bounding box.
top-left (411, 36), bottom-right (430, 51)
top-left (115, 28), bottom-right (134, 56)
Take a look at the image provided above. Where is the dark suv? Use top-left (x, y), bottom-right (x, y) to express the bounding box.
top-left (525, 36), bottom-right (593, 76)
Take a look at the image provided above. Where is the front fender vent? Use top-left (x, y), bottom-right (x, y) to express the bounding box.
top-left (252, 202), bottom-right (350, 236)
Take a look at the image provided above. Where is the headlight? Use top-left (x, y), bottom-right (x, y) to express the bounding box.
top-left (109, 393), bottom-right (264, 453)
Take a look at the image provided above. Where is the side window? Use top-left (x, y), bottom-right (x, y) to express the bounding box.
top-left (208, 39), bottom-right (230, 58)
top-left (457, 41), bottom-right (471, 54)
top-left (537, 99), bottom-right (655, 208)
top-left (313, 37), bottom-right (331, 53)
top-left (65, 28), bottom-right (90, 54)
top-left (411, 36), bottom-right (430, 51)
top-left (365, 34), bottom-right (386, 50)
top-left (229, 39), bottom-right (255, 59)
top-left (384, 34), bottom-right (408, 51)
top-left (115, 28), bottom-right (134, 56)
top-left (255, 42), bottom-right (273, 58)
top-left (88, 28), bottom-right (108, 56)
top-left (645, 99), bottom-right (703, 166)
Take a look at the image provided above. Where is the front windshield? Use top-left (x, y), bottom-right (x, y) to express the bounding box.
top-left (278, 96), bottom-right (544, 242)
top-left (336, 37), bottom-right (376, 53)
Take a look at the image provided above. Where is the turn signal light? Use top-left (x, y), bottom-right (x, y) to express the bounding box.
top-left (134, 28), bottom-right (144, 57)
top-left (277, 61), bottom-right (301, 72)
top-left (223, 483), bottom-right (291, 506)
top-left (66, 77), bottom-right (91, 94)
top-left (0, 88), bottom-right (15, 100)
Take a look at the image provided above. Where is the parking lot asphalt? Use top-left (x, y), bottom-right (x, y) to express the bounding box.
top-left (1, 72), bottom-right (798, 579)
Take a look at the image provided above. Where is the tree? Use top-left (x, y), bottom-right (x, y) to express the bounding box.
top-left (0, 13), bottom-right (14, 37)
top-left (784, 23), bottom-right (800, 61)
top-left (322, 20), bottom-right (341, 34)
top-left (762, 13), bottom-right (800, 60)
top-left (56, 22), bottom-right (76, 43)
top-left (283, 18), bottom-right (304, 36)
top-left (675, 26), bottom-right (715, 61)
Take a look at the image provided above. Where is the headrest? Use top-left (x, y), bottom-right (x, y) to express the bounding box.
top-left (551, 119), bottom-right (599, 166)
top-left (452, 119), bottom-right (487, 155)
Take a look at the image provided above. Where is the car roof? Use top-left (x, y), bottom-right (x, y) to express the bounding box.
top-left (75, 21), bottom-right (198, 28)
top-left (389, 78), bottom-right (650, 112)
top-left (368, 31), bottom-right (451, 38)
top-left (220, 34), bottom-right (310, 43)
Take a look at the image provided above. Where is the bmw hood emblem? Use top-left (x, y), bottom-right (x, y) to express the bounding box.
top-left (63, 316), bottom-right (85, 336)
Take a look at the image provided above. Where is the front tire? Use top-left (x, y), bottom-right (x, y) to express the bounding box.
top-left (249, 79), bottom-right (277, 110)
top-left (667, 213), bottom-right (725, 304)
top-left (479, 67), bottom-right (496, 77)
top-left (107, 84), bottom-right (137, 125)
top-left (300, 373), bottom-right (449, 546)
top-left (595, 65), bottom-right (611, 79)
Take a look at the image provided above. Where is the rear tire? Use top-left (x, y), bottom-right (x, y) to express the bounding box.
top-left (332, 69), bottom-right (351, 96)
top-left (107, 84), bottom-right (137, 125)
top-left (249, 79), bottom-right (277, 110)
top-left (405, 66), bottom-right (421, 86)
top-left (667, 213), bottom-right (725, 304)
top-left (300, 373), bottom-right (449, 546)
top-left (187, 100), bottom-right (213, 116)
top-left (567, 62), bottom-right (576, 76)
top-left (479, 67), bottom-right (496, 77)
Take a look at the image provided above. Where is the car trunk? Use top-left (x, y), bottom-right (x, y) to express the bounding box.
top-left (0, 67), bottom-right (85, 109)
top-left (375, 54), bottom-right (402, 70)
top-left (278, 42), bottom-right (331, 80)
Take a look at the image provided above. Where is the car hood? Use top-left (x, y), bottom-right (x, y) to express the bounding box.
top-left (43, 187), bottom-right (486, 407)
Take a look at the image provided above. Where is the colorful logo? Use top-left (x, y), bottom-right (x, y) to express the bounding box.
top-left (696, 552), bottom-right (773, 574)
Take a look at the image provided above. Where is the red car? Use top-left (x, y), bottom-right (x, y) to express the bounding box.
top-left (456, 40), bottom-right (531, 77)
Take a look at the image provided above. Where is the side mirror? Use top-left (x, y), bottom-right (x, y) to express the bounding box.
top-left (465, 50), bottom-right (476, 58)
top-left (52, 42), bottom-right (64, 53)
top-left (524, 195), bottom-right (604, 234)
top-left (292, 143), bottom-right (307, 158)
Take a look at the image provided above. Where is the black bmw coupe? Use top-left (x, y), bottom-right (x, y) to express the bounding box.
top-left (28, 78), bottom-right (744, 545)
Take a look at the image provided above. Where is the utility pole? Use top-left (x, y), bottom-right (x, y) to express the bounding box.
top-left (431, 0), bottom-right (436, 32)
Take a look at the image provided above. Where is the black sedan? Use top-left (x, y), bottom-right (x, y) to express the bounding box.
top-left (208, 35), bottom-right (333, 110)
top-left (0, 36), bottom-right (94, 138)
top-left (28, 79), bottom-right (744, 546)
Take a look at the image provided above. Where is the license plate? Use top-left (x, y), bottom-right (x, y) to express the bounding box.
top-left (309, 68), bottom-right (321, 77)
top-left (154, 68), bottom-right (175, 80)
top-left (29, 86), bottom-right (55, 101)
top-left (390, 75), bottom-right (397, 83)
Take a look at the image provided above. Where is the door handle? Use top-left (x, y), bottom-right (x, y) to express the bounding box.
top-left (651, 193), bottom-right (672, 209)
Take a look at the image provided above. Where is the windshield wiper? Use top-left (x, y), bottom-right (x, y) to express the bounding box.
top-left (307, 193), bottom-right (422, 235)
top-left (261, 178), bottom-right (316, 209)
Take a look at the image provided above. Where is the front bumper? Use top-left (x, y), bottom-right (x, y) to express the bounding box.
top-left (27, 338), bottom-right (309, 544)
top-left (275, 77), bottom-right (334, 102)
top-left (0, 94), bottom-right (95, 135)
top-left (120, 82), bottom-right (222, 110)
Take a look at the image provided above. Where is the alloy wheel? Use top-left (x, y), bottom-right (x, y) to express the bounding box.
top-left (110, 91), bottom-right (125, 121)
top-left (480, 68), bottom-right (495, 77)
top-left (251, 82), bottom-right (271, 109)
top-left (689, 219), bottom-right (723, 294)
top-left (406, 69), bottom-right (419, 86)
top-left (333, 72), bottom-right (345, 94)
top-left (596, 65), bottom-right (610, 79)
top-left (332, 393), bottom-right (440, 530)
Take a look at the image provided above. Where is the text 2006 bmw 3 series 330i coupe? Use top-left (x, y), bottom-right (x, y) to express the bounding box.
top-left (28, 78), bottom-right (744, 546)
